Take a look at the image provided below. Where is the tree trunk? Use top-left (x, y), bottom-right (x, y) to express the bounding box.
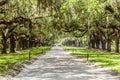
top-left (91, 40), bottom-right (95, 48)
top-left (16, 40), bottom-right (21, 51)
top-left (1, 31), bottom-right (7, 54)
top-left (95, 40), bottom-right (100, 49)
top-left (96, 42), bottom-right (100, 49)
top-left (21, 40), bottom-right (25, 50)
top-left (101, 40), bottom-right (106, 50)
top-left (88, 35), bottom-right (92, 49)
top-left (88, 41), bottom-right (91, 49)
top-left (107, 39), bottom-right (111, 52)
top-left (115, 32), bottom-right (119, 53)
top-left (9, 33), bottom-right (15, 53)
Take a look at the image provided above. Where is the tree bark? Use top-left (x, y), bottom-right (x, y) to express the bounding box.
top-left (115, 32), bottom-right (119, 53)
top-left (91, 40), bottom-right (95, 48)
top-left (101, 40), bottom-right (106, 50)
top-left (1, 31), bottom-right (7, 54)
top-left (107, 39), bottom-right (111, 52)
top-left (21, 40), bottom-right (26, 50)
top-left (88, 35), bottom-right (92, 49)
top-left (9, 33), bottom-right (15, 53)
top-left (16, 39), bottom-right (21, 51)
top-left (95, 40), bottom-right (100, 49)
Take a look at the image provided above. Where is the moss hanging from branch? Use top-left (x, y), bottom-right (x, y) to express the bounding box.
top-left (0, 0), bottom-right (8, 6)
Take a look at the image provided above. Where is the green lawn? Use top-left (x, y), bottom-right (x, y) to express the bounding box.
top-left (0, 46), bottom-right (51, 76)
top-left (64, 46), bottom-right (120, 74)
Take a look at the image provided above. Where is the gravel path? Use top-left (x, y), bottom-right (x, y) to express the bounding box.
top-left (12, 46), bottom-right (120, 80)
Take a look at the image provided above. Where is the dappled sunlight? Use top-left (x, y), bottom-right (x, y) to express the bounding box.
top-left (65, 47), bottom-right (120, 76)
top-left (12, 46), bottom-right (120, 80)
top-left (0, 0), bottom-right (120, 79)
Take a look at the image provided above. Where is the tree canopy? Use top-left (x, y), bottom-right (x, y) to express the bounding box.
top-left (0, 0), bottom-right (120, 54)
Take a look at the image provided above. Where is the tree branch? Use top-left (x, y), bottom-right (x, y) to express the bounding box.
top-left (0, 0), bottom-right (8, 6)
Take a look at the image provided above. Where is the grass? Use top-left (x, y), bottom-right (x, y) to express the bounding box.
top-left (64, 46), bottom-right (120, 74)
top-left (0, 46), bottom-right (51, 76)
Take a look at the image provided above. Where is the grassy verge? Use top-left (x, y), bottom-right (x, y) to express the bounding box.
top-left (0, 46), bottom-right (51, 76)
top-left (64, 46), bottom-right (120, 74)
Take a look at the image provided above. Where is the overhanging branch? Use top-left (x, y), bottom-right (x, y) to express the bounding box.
top-left (0, 0), bottom-right (8, 6)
